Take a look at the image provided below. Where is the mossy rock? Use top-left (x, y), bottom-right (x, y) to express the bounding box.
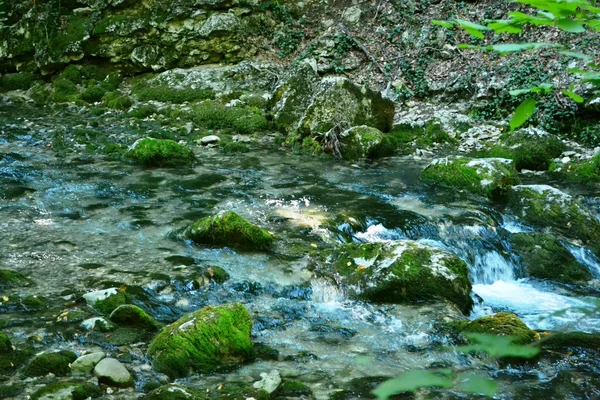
top-left (144, 384), bottom-right (205, 399)
top-left (147, 303), bottom-right (254, 379)
top-left (0, 340), bottom-right (34, 376)
top-left (126, 138), bottom-right (196, 168)
top-left (550, 153), bottom-right (600, 183)
top-left (181, 211), bottom-right (273, 250)
top-left (338, 126), bottom-right (387, 161)
top-left (144, 382), bottom-right (269, 400)
top-left (30, 380), bottom-right (101, 400)
top-left (83, 287), bottom-right (132, 314)
top-left (51, 78), bottom-right (80, 103)
top-left (0, 269), bottom-right (32, 288)
top-left (461, 312), bottom-right (537, 345)
top-left (507, 185), bottom-right (600, 254)
top-left (21, 350), bottom-right (78, 378)
top-left (0, 72), bottom-right (36, 91)
top-left (315, 240), bottom-right (473, 314)
top-left (421, 156), bottom-right (520, 198)
top-left (109, 304), bottom-right (160, 330)
top-left (487, 128), bottom-right (566, 171)
top-left (59, 65), bottom-right (84, 84)
top-left (510, 233), bottom-right (591, 283)
top-left (273, 380), bottom-right (313, 398)
top-left (540, 332), bottom-right (600, 350)
top-left (0, 331), bottom-right (12, 353)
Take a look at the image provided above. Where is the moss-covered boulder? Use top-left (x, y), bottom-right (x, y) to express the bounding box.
top-left (109, 304), bottom-right (160, 330)
top-left (0, 72), bottom-right (36, 92)
top-left (126, 138), bottom-right (196, 168)
top-left (540, 332), bottom-right (600, 350)
top-left (144, 384), bottom-right (205, 400)
top-left (0, 340), bottom-right (34, 376)
top-left (144, 382), bottom-right (270, 400)
top-left (510, 233), bottom-right (591, 283)
top-left (485, 128), bottom-right (565, 171)
top-left (181, 211), bottom-right (273, 250)
top-left (462, 312), bottom-right (537, 345)
top-left (507, 185), bottom-right (600, 253)
top-left (30, 381), bottom-right (102, 400)
top-left (271, 62), bottom-right (394, 142)
top-left (337, 126), bottom-right (389, 161)
top-left (420, 156), bottom-right (520, 198)
top-left (83, 287), bottom-right (131, 314)
top-left (147, 303), bottom-right (254, 379)
top-left (0, 269), bottom-right (31, 288)
top-left (21, 350), bottom-right (78, 378)
top-left (314, 241), bottom-right (473, 314)
top-left (550, 153), bottom-right (600, 183)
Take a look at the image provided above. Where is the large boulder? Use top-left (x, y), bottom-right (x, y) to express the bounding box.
top-left (147, 303), bottom-right (254, 379)
top-left (510, 233), bottom-right (591, 283)
top-left (507, 185), bottom-right (600, 253)
top-left (271, 62), bottom-right (394, 142)
top-left (180, 211), bottom-right (273, 250)
top-left (313, 241), bottom-right (473, 314)
top-left (420, 156), bottom-right (520, 198)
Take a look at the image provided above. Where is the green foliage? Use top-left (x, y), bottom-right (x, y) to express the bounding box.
top-left (51, 78), bottom-right (79, 103)
top-left (128, 104), bottom-right (158, 119)
top-left (179, 101), bottom-right (269, 134)
top-left (510, 98), bottom-right (536, 131)
top-left (273, 27), bottom-right (304, 57)
top-left (103, 92), bottom-right (133, 110)
top-left (133, 84), bottom-right (215, 103)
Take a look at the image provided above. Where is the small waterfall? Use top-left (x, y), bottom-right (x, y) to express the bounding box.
top-left (565, 243), bottom-right (600, 278)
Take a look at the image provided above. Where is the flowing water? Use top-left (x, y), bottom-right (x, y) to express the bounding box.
top-left (1, 105), bottom-right (600, 399)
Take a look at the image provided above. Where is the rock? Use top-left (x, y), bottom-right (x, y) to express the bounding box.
top-left (507, 185), bottom-right (600, 253)
top-left (144, 384), bottom-right (204, 399)
top-left (253, 369), bottom-right (282, 394)
top-left (83, 288), bottom-right (131, 314)
top-left (180, 210), bottom-right (273, 250)
top-left (147, 303), bottom-right (254, 379)
top-left (461, 312), bottom-right (538, 345)
top-left (21, 350), bottom-right (78, 377)
top-left (337, 126), bottom-right (390, 161)
top-left (29, 381), bottom-right (101, 400)
top-left (198, 13), bottom-right (239, 38)
top-left (145, 382), bottom-right (269, 400)
top-left (273, 380), bottom-right (313, 398)
top-left (342, 6), bottom-right (362, 25)
top-left (0, 269), bottom-right (32, 288)
top-left (71, 352), bottom-right (106, 374)
top-left (314, 241), bottom-right (473, 314)
top-left (0, 332), bottom-right (12, 353)
top-left (510, 233), bottom-right (591, 283)
top-left (126, 138), bottom-right (196, 168)
top-left (80, 317), bottom-right (117, 332)
top-left (550, 153), bottom-right (600, 183)
top-left (420, 156), bottom-right (520, 198)
top-left (199, 135), bottom-right (221, 145)
top-left (540, 332), bottom-right (600, 350)
top-left (93, 357), bottom-right (133, 387)
top-left (109, 304), bottom-right (160, 330)
top-left (271, 63), bottom-right (394, 141)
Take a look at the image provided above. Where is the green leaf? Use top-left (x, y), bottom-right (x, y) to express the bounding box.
top-left (509, 98), bottom-right (536, 131)
top-left (463, 27), bottom-right (485, 39)
top-left (455, 18), bottom-right (490, 38)
top-left (558, 50), bottom-right (593, 60)
top-left (563, 90), bottom-right (585, 103)
top-left (372, 371), bottom-right (453, 400)
top-left (456, 374), bottom-right (498, 398)
top-left (488, 21), bottom-right (523, 34)
top-left (557, 18), bottom-right (586, 33)
top-left (432, 20), bottom-right (454, 28)
top-left (509, 83), bottom-right (554, 96)
top-left (457, 333), bottom-right (540, 358)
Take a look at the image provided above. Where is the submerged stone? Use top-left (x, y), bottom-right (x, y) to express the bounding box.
top-left (462, 312), bottom-right (537, 345)
top-left (314, 241), bottom-right (473, 314)
top-left (126, 138), bottom-right (196, 168)
top-left (507, 185), bottom-right (600, 253)
top-left (181, 211), bottom-right (273, 250)
top-left (21, 350), bottom-right (78, 378)
top-left (147, 303), bottom-right (253, 379)
top-left (420, 156), bottom-right (520, 198)
top-left (510, 233), bottom-right (591, 283)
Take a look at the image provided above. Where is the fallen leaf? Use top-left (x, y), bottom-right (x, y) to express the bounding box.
top-left (2, 296), bottom-right (8, 302)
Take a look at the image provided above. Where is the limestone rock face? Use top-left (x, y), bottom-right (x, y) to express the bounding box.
top-left (313, 241), bottom-right (473, 314)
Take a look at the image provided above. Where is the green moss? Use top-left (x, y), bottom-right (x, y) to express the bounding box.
top-left (0, 343), bottom-right (34, 376)
top-left (147, 303), bottom-right (254, 379)
top-left (0, 72), bottom-right (36, 91)
top-left (128, 104), bottom-right (159, 119)
top-left (182, 211), bottom-right (273, 250)
top-left (48, 15), bottom-right (92, 54)
top-left (222, 141), bottom-right (250, 154)
top-left (109, 304), bottom-right (160, 330)
top-left (510, 233), bottom-right (591, 283)
top-left (126, 138), bottom-right (196, 168)
top-left (21, 295), bottom-right (49, 311)
top-left (29, 84), bottom-right (53, 105)
top-left (133, 85), bottom-right (215, 103)
top-left (420, 157), bottom-right (520, 198)
top-left (552, 154), bottom-right (600, 182)
top-left (481, 132), bottom-right (565, 171)
top-left (540, 332), bottom-right (600, 350)
top-left (144, 384), bottom-right (204, 399)
top-left (0, 383), bottom-right (24, 399)
top-left (186, 102), bottom-right (269, 134)
top-left (59, 65), bottom-right (84, 84)
top-left (80, 86), bottom-right (107, 103)
top-left (275, 380), bottom-right (312, 398)
top-left (104, 93), bottom-right (133, 110)
top-left (339, 126), bottom-right (384, 161)
top-left (52, 78), bottom-right (80, 103)
top-left (301, 136), bottom-right (324, 155)
top-left (0, 269), bottom-right (31, 288)
top-left (0, 332), bottom-right (11, 353)
top-left (31, 381), bottom-right (101, 400)
top-left (462, 312), bottom-right (537, 345)
top-left (203, 265), bottom-right (230, 284)
top-left (93, 290), bottom-right (131, 314)
top-left (21, 350), bottom-right (77, 378)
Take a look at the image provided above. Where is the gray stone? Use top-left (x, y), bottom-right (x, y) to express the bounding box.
top-left (93, 358), bottom-right (133, 387)
top-left (200, 135), bottom-right (221, 145)
top-left (71, 352), bottom-right (106, 374)
top-left (83, 288), bottom-right (120, 306)
top-left (198, 13), bottom-right (239, 38)
top-left (253, 369), bottom-right (281, 393)
top-left (342, 6), bottom-right (362, 25)
top-left (80, 317), bottom-right (116, 331)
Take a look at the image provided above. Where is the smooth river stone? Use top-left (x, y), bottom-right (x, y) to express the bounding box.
top-left (93, 358), bottom-right (133, 387)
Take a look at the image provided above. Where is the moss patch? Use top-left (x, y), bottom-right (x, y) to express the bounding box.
top-left (109, 304), bottom-right (160, 330)
top-left (133, 84), bottom-right (215, 103)
top-left (21, 350), bottom-right (77, 378)
top-left (182, 211), bottom-right (273, 250)
top-left (274, 380), bottom-right (313, 398)
top-left (462, 312), bottom-right (537, 345)
top-left (147, 303), bottom-right (254, 379)
top-left (0, 332), bottom-right (12, 353)
top-left (31, 381), bottom-right (101, 400)
top-left (550, 154), bottom-right (600, 183)
top-left (126, 138), bottom-right (196, 168)
top-left (93, 290), bottom-right (131, 314)
top-left (510, 233), bottom-right (591, 283)
top-left (0, 72), bottom-right (36, 91)
top-left (0, 269), bottom-right (31, 288)
top-left (540, 332), bottom-right (600, 350)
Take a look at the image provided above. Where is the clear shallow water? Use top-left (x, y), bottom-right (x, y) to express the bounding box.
top-left (1, 106), bottom-right (600, 399)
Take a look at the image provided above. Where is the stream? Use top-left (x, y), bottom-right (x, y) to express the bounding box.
top-left (1, 104), bottom-right (600, 399)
